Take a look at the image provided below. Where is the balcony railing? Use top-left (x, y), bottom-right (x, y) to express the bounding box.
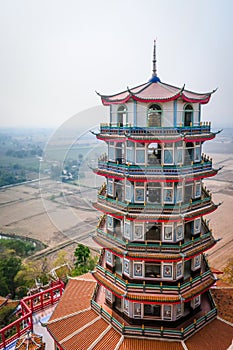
top-left (0, 280), bottom-right (64, 349)
top-left (99, 123), bottom-right (211, 136)
top-left (97, 159), bottom-right (213, 178)
top-left (95, 264), bottom-right (214, 296)
top-left (97, 190), bottom-right (213, 216)
top-left (95, 227), bottom-right (214, 256)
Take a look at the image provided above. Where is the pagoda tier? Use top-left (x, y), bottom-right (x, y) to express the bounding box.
top-left (96, 123), bottom-right (220, 143)
top-left (91, 44), bottom-right (219, 339)
top-left (93, 215), bottom-right (216, 261)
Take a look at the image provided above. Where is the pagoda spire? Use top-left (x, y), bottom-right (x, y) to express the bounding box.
top-left (152, 39), bottom-right (157, 77)
top-left (149, 39), bottom-right (160, 83)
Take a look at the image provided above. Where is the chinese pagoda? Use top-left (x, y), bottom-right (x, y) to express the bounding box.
top-left (91, 41), bottom-right (221, 340)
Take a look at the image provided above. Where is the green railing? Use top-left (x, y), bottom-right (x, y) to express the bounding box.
top-left (97, 193), bottom-right (212, 214)
top-left (96, 227), bottom-right (213, 252)
top-left (95, 264), bottom-right (212, 294)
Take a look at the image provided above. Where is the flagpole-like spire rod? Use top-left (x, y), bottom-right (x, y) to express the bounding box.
top-left (152, 39), bottom-right (157, 77)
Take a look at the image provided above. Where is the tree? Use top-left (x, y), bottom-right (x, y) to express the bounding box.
top-left (53, 250), bottom-right (68, 268)
top-left (72, 244), bottom-right (98, 276)
top-left (223, 258), bottom-right (233, 285)
top-left (0, 251), bottom-right (22, 298)
top-left (0, 304), bottom-right (18, 328)
top-left (74, 244), bottom-right (90, 267)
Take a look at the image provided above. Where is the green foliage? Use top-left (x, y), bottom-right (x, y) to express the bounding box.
top-left (74, 244), bottom-right (90, 267)
top-left (0, 239), bottom-right (35, 257)
top-left (0, 304), bottom-right (18, 328)
top-left (0, 252), bottom-right (22, 298)
top-left (0, 239), bottom-right (36, 298)
top-left (72, 244), bottom-right (98, 276)
top-left (53, 250), bottom-right (68, 268)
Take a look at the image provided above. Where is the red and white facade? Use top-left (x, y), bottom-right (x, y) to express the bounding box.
top-left (91, 43), bottom-right (221, 339)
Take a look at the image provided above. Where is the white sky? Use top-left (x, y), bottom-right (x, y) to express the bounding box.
top-left (0, 0), bottom-right (232, 128)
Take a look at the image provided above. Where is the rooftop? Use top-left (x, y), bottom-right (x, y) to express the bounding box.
top-left (98, 81), bottom-right (215, 106)
top-left (46, 273), bottom-right (233, 350)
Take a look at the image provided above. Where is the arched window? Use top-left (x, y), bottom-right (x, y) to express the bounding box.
top-left (184, 104), bottom-right (193, 127)
top-left (147, 104), bottom-right (162, 127)
top-left (117, 105), bottom-right (127, 126)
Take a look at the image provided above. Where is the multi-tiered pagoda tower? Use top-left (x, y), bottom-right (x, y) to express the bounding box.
top-left (91, 42), bottom-right (221, 340)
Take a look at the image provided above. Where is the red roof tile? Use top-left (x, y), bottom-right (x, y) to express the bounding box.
top-left (48, 309), bottom-right (98, 343)
top-left (47, 273), bottom-right (233, 350)
top-left (211, 288), bottom-right (233, 323)
top-left (185, 318), bottom-right (233, 350)
top-left (49, 277), bottom-right (96, 321)
top-left (62, 318), bottom-right (108, 350)
top-left (92, 327), bottom-right (121, 350)
top-left (99, 81), bottom-right (214, 106)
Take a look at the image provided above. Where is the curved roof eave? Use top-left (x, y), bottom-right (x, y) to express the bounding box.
top-left (99, 84), bottom-right (217, 106)
top-left (181, 93), bottom-right (211, 105)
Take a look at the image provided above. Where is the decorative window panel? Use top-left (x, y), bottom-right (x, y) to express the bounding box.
top-left (105, 289), bottom-right (113, 302)
top-left (194, 218), bottom-right (201, 234)
top-left (176, 183), bottom-right (183, 203)
top-left (176, 262), bottom-right (183, 279)
top-left (134, 224), bottom-right (144, 241)
top-left (126, 141), bottom-right (134, 163)
top-left (163, 182), bottom-right (174, 203)
top-left (163, 264), bottom-right (173, 278)
top-left (163, 225), bottom-right (173, 241)
top-left (135, 183), bottom-right (145, 202)
top-left (163, 305), bottom-right (172, 320)
top-left (192, 255), bottom-right (201, 270)
top-left (194, 145), bottom-right (201, 162)
top-left (194, 181), bottom-right (201, 198)
top-left (107, 179), bottom-right (114, 196)
top-left (107, 215), bottom-right (113, 231)
top-left (124, 221), bottom-right (131, 240)
top-left (124, 299), bottom-right (129, 315)
top-left (125, 180), bottom-right (133, 202)
top-left (176, 304), bottom-right (182, 318)
top-left (164, 149), bottom-right (174, 164)
top-left (123, 259), bottom-right (130, 275)
top-left (175, 223), bottom-right (183, 241)
top-left (106, 251), bottom-right (113, 266)
top-left (133, 263), bottom-right (143, 277)
top-left (133, 303), bottom-right (142, 318)
top-left (175, 148), bottom-right (183, 165)
top-left (191, 295), bottom-right (201, 308)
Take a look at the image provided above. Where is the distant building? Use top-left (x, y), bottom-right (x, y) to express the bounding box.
top-left (15, 331), bottom-right (45, 350)
top-left (47, 42), bottom-right (233, 349)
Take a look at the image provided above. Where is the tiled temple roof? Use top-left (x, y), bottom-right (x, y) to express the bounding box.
top-left (93, 231), bottom-right (216, 261)
top-left (98, 81), bottom-right (215, 106)
top-left (47, 273), bottom-right (233, 350)
top-left (92, 270), bottom-right (215, 304)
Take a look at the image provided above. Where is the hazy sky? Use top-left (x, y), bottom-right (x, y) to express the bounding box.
top-left (0, 0), bottom-right (232, 128)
